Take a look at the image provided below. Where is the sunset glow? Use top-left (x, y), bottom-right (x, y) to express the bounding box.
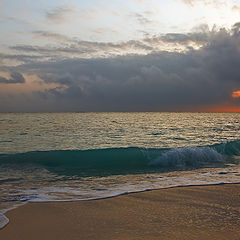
top-left (232, 90), bottom-right (240, 98)
top-left (201, 105), bottom-right (240, 113)
top-left (1, 1), bottom-right (240, 237)
top-left (1, 0), bottom-right (240, 112)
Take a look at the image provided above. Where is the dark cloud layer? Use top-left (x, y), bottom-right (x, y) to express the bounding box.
top-left (1, 23), bottom-right (240, 112)
top-left (0, 72), bottom-right (25, 84)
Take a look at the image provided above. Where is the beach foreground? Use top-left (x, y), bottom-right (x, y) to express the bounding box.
top-left (1, 184), bottom-right (240, 240)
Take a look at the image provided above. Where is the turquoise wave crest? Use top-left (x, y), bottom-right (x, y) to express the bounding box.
top-left (0, 140), bottom-right (239, 176)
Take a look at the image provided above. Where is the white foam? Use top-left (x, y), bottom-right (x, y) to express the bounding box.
top-left (16, 167), bottom-right (240, 203)
top-left (0, 203), bottom-right (26, 229)
top-left (0, 213), bottom-right (9, 229)
top-left (150, 146), bottom-right (223, 167)
top-left (1, 166), bottom-right (240, 229)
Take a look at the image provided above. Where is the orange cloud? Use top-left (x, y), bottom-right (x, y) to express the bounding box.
top-left (232, 90), bottom-right (240, 98)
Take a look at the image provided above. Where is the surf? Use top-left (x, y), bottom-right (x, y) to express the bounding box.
top-left (0, 139), bottom-right (239, 176)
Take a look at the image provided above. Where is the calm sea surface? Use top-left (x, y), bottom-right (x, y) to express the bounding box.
top-left (0, 113), bottom-right (240, 227)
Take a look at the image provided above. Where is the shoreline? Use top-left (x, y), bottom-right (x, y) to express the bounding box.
top-left (1, 183), bottom-right (240, 240)
top-left (1, 181), bottom-right (240, 229)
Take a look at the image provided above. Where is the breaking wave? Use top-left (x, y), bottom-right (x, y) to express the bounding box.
top-left (0, 140), bottom-right (239, 176)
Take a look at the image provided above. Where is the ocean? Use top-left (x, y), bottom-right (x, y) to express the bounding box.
top-left (0, 112), bottom-right (240, 228)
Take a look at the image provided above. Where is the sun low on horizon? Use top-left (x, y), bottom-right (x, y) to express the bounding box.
top-left (0, 0), bottom-right (240, 112)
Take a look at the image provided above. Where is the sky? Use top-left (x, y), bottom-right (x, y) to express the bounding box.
top-left (0, 0), bottom-right (240, 112)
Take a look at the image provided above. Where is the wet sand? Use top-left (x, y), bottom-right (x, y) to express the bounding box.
top-left (1, 184), bottom-right (240, 240)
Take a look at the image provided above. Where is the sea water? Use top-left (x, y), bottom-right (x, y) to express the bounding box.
top-left (0, 112), bottom-right (240, 227)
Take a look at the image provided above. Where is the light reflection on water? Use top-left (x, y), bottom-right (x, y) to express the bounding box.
top-left (0, 112), bottom-right (240, 154)
top-left (0, 112), bottom-right (240, 227)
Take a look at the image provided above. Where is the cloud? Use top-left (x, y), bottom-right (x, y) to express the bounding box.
top-left (46, 6), bottom-right (76, 24)
top-left (2, 25), bottom-right (214, 66)
top-left (182, 0), bottom-right (205, 6)
top-left (0, 72), bottom-right (25, 84)
top-left (1, 23), bottom-right (240, 111)
top-left (131, 13), bottom-right (153, 25)
top-left (159, 25), bottom-right (210, 44)
top-left (32, 31), bottom-right (72, 42)
top-left (232, 5), bottom-right (240, 11)
top-left (232, 90), bottom-right (240, 98)
top-left (0, 53), bottom-right (43, 64)
top-left (7, 16), bottom-right (32, 26)
top-left (182, 0), bottom-right (227, 8)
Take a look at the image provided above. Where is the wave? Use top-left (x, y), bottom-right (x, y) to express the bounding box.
top-left (0, 177), bottom-right (23, 184)
top-left (149, 147), bottom-right (224, 167)
top-left (0, 140), bottom-right (240, 176)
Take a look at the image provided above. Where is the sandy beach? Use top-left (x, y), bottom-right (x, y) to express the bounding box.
top-left (1, 184), bottom-right (240, 240)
